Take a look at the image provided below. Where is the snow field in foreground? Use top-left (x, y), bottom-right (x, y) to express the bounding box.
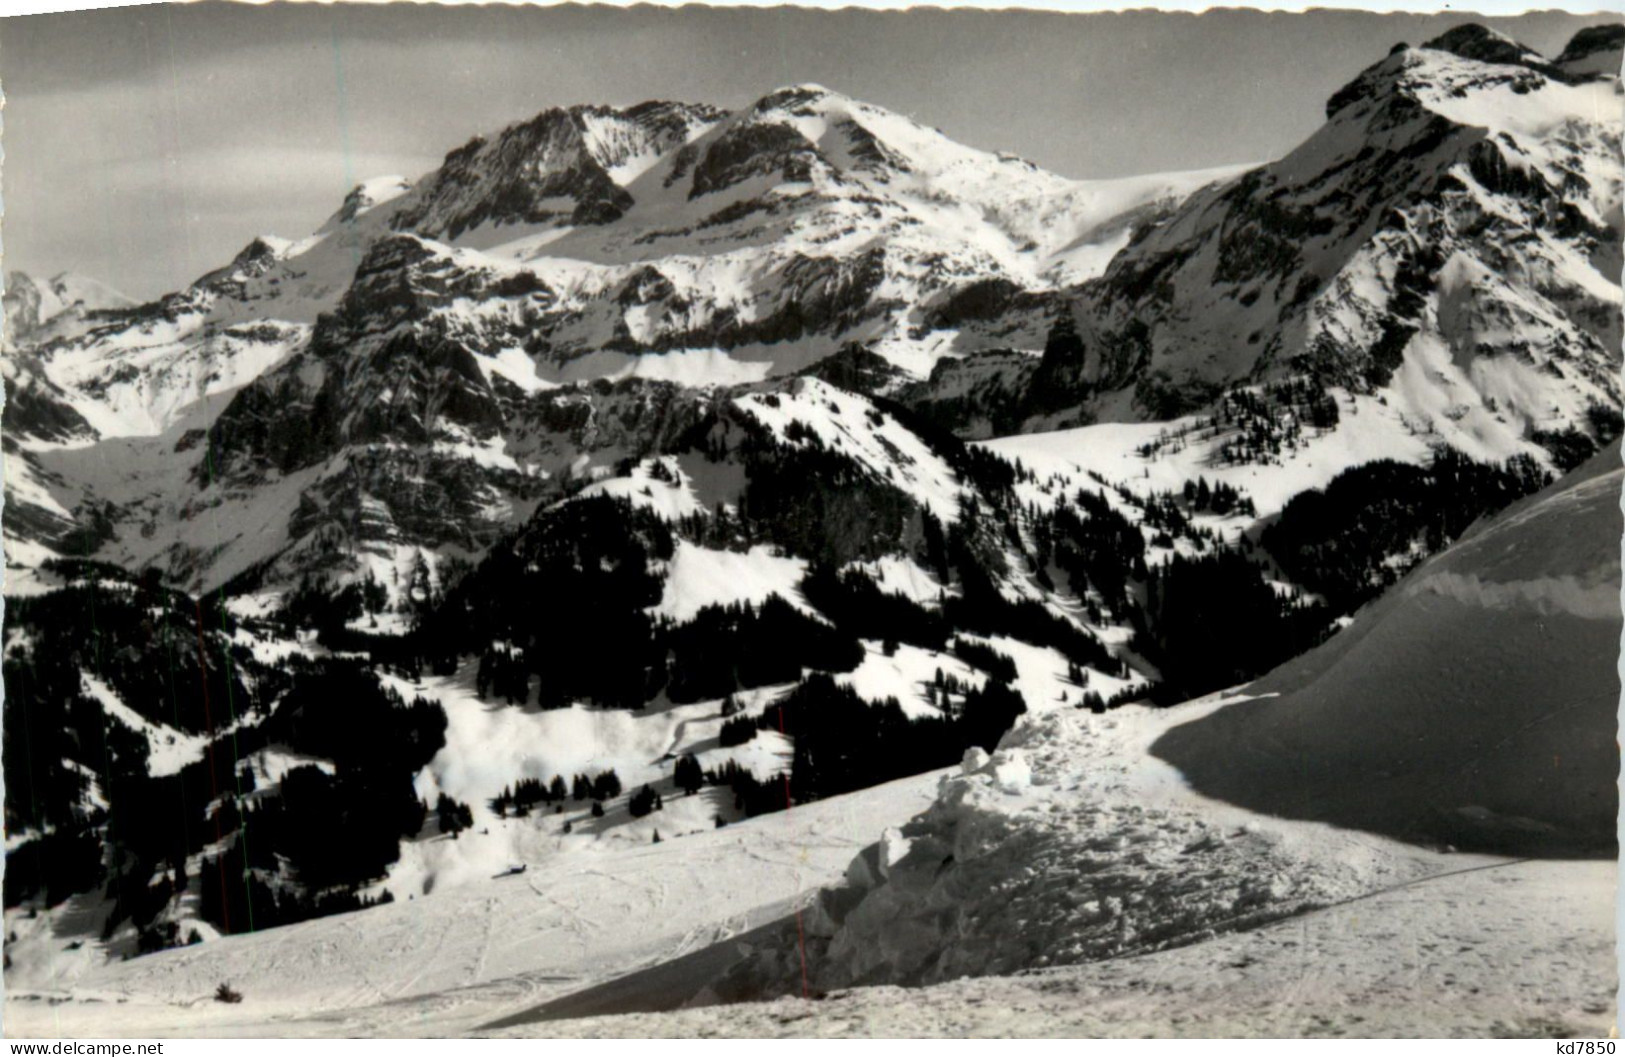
top-left (3, 772), bottom-right (945, 1037)
top-left (506, 857), bottom-right (1613, 1038)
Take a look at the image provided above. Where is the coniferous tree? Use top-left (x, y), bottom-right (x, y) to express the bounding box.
top-left (674, 754), bottom-right (704, 796)
top-left (629, 785), bottom-right (658, 818)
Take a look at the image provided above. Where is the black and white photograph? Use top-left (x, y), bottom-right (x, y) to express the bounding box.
top-left (0, 0), bottom-right (1620, 1039)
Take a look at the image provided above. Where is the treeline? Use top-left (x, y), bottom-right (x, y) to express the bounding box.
top-left (764, 672), bottom-right (1026, 805)
top-left (1132, 548), bottom-right (1329, 703)
top-left (3, 580), bottom-right (450, 952)
top-left (1531, 404), bottom-right (1621, 472)
top-left (1134, 376), bottom-right (1340, 466)
top-left (489, 770), bottom-right (622, 816)
top-left (398, 496), bottom-right (868, 709)
top-left (1262, 449), bottom-right (1550, 614)
top-left (181, 663), bottom-right (446, 936)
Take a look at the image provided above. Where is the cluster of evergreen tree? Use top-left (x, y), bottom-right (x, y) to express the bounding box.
top-left (628, 784), bottom-right (665, 818)
top-left (661, 596), bottom-right (864, 703)
top-left (258, 664), bottom-right (445, 776)
top-left (673, 754), bottom-right (704, 795)
top-left (1530, 405), bottom-right (1620, 472)
top-left (1531, 427), bottom-right (1599, 472)
top-left (1262, 450), bottom-right (1550, 614)
top-left (1132, 548), bottom-right (1329, 704)
top-left (232, 763), bottom-right (428, 895)
top-left (570, 770), bottom-right (622, 802)
top-left (1026, 488), bottom-right (1145, 622)
top-left (950, 640), bottom-right (1018, 683)
top-left (490, 775), bottom-right (568, 816)
top-left (1077, 685), bottom-right (1146, 713)
top-left (715, 411), bottom-right (927, 567)
top-left (275, 572), bottom-right (387, 635)
top-left (3, 564), bottom-right (286, 915)
top-left (3, 832), bottom-right (103, 908)
top-left (941, 562), bottom-right (1119, 676)
top-left (925, 667), bottom-right (974, 714)
top-left (719, 714), bottom-right (758, 747)
top-left (397, 493), bottom-right (884, 711)
top-left (135, 920), bottom-right (203, 955)
top-left (178, 664), bottom-right (450, 933)
top-left (799, 563), bottom-right (950, 651)
top-left (702, 759), bottom-right (791, 818)
top-left (475, 644), bottom-right (530, 705)
top-left (436, 794), bottom-right (474, 835)
top-left (1133, 377), bottom-right (1340, 467)
top-left (757, 673), bottom-right (1026, 807)
top-left (2, 576), bottom-right (452, 946)
top-left (414, 495), bottom-right (672, 707)
top-left (1216, 378), bottom-right (1340, 460)
top-left (1181, 476), bottom-right (1256, 518)
top-left (195, 838), bottom-right (395, 937)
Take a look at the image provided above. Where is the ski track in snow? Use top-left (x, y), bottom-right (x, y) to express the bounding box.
top-left (6, 690), bottom-right (1612, 1038)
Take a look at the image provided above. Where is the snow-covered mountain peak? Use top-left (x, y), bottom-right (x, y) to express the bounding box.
top-left (1328, 22), bottom-right (1619, 127)
top-left (906, 23), bottom-right (1622, 450)
top-left (390, 100), bottom-right (726, 241)
top-left (318, 175), bottom-right (415, 235)
top-left (4, 270), bottom-right (135, 347)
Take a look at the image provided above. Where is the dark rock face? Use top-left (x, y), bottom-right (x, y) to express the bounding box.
top-left (800, 344), bottom-right (909, 395)
top-left (395, 102), bottom-right (723, 238)
top-left (895, 350), bottom-right (1037, 439)
top-left (1421, 24), bottom-right (1549, 70)
top-left (597, 248), bottom-right (895, 356)
top-left (2, 356), bottom-right (96, 446)
top-left (1557, 23), bottom-right (1625, 64)
top-left (193, 248), bottom-right (720, 581)
top-left (395, 111), bottom-right (633, 236)
top-left (687, 121), bottom-right (821, 199)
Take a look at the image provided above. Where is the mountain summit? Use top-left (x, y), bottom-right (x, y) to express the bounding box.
top-left (3, 26), bottom-right (1621, 1009)
top-left (3, 31), bottom-right (1619, 602)
top-left (911, 23), bottom-right (1621, 448)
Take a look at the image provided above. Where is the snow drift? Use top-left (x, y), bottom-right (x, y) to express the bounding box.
top-left (1151, 443), bottom-right (1622, 856)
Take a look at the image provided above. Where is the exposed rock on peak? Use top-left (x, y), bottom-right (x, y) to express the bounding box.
top-left (319, 175), bottom-right (414, 234)
top-left (392, 101), bottom-right (723, 239)
top-left (1421, 23), bottom-right (1547, 69)
top-left (1555, 23), bottom-right (1625, 79)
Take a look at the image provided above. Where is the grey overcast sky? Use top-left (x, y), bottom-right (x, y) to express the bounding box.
top-left (1, 3), bottom-right (1618, 300)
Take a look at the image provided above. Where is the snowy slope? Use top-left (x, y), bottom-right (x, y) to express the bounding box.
top-left (7, 437), bottom-right (1614, 1035)
top-left (20, 673), bottom-right (1609, 1038)
top-left (0, 82), bottom-right (1238, 596)
top-left (918, 25), bottom-right (1622, 447)
top-left (1151, 442), bottom-right (1622, 854)
top-left (499, 441), bottom-right (1619, 1027)
top-left (981, 387), bottom-right (1424, 520)
top-left (14, 32), bottom-right (1615, 600)
top-left (3, 770), bottom-right (944, 1037)
top-left (494, 857), bottom-right (1615, 1038)
top-left (3, 271), bottom-right (136, 350)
